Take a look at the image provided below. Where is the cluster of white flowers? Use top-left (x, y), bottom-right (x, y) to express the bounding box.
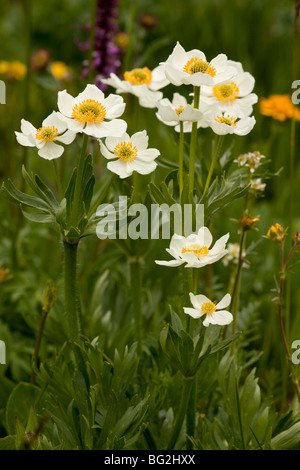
top-left (15, 84), bottom-right (159, 179)
top-left (102, 41), bottom-right (257, 136)
top-left (15, 41), bottom-right (257, 327)
top-left (155, 226), bottom-right (233, 327)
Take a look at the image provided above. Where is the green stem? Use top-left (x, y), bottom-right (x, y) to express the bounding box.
top-left (230, 228), bottom-right (246, 340)
top-left (202, 135), bottom-right (224, 199)
top-left (63, 241), bottom-right (82, 339)
top-left (130, 257), bottom-right (143, 354)
top-left (179, 121), bottom-right (184, 197)
top-left (30, 307), bottom-right (48, 385)
top-left (88, 173), bottom-right (116, 218)
top-left (70, 134), bottom-right (89, 228)
top-left (167, 378), bottom-right (194, 450)
top-left (53, 160), bottom-right (63, 200)
top-left (188, 86), bottom-right (200, 197)
top-left (186, 377), bottom-right (196, 450)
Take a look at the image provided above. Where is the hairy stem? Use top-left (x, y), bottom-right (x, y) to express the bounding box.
top-left (63, 240), bottom-right (82, 339)
top-left (30, 307), bottom-right (48, 385)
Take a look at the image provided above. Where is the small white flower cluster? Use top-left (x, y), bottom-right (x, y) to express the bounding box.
top-left (234, 151), bottom-right (266, 194)
top-left (15, 84), bottom-right (159, 179)
top-left (102, 41), bottom-right (257, 136)
top-left (155, 226), bottom-right (233, 327)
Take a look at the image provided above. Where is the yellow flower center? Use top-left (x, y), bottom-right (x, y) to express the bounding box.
top-left (181, 244), bottom-right (209, 258)
top-left (36, 126), bottom-right (59, 142)
top-left (183, 57), bottom-right (216, 76)
top-left (215, 115), bottom-right (237, 127)
top-left (124, 67), bottom-right (152, 85)
top-left (201, 301), bottom-right (217, 315)
top-left (72, 99), bottom-right (106, 124)
top-left (213, 82), bottom-right (239, 102)
top-left (114, 141), bottom-right (138, 162)
top-left (175, 105), bottom-right (185, 115)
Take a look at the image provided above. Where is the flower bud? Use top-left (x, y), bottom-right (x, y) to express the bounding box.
top-left (42, 281), bottom-right (57, 312)
top-left (239, 214), bottom-right (259, 231)
top-left (267, 223), bottom-right (287, 246)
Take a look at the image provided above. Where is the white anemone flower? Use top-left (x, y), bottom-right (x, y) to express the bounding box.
top-left (155, 226), bottom-right (229, 268)
top-left (160, 42), bottom-right (237, 87)
top-left (101, 65), bottom-right (169, 109)
top-left (15, 111), bottom-right (76, 160)
top-left (57, 84), bottom-right (127, 138)
top-left (100, 130), bottom-right (159, 179)
top-left (200, 61), bottom-right (258, 118)
top-left (156, 93), bottom-right (210, 132)
top-left (207, 111), bottom-right (255, 136)
top-left (184, 292), bottom-right (233, 327)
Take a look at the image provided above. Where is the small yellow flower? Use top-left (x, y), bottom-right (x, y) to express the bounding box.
top-left (259, 95), bottom-right (300, 122)
top-left (295, 231), bottom-right (300, 244)
top-left (239, 215), bottom-right (259, 231)
top-left (114, 32), bottom-right (129, 49)
top-left (267, 223), bottom-right (287, 245)
top-left (43, 281), bottom-right (57, 312)
top-left (50, 61), bottom-right (70, 81)
top-left (0, 61), bottom-right (27, 80)
top-left (0, 61), bottom-right (10, 75)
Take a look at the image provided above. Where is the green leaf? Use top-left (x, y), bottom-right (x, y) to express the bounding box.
top-left (0, 435), bottom-right (16, 450)
top-left (5, 382), bottom-right (42, 435)
top-left (1, 180), bottom-right (52, 213)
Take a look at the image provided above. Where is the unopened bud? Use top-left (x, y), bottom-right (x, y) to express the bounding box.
top-left (43, 281), bottom-right (57, 312)
top-left (267, 223), bottom-right (287, 246)
top-left (239, 215), bottom-right (259, 231)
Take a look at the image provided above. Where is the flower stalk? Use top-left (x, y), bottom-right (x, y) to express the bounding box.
top-left (63, 240), bottom-right (82, 339)
top-left (202, 135), bottom-right (224, 199)
top-left (188, 86), bottom-right (200, 197)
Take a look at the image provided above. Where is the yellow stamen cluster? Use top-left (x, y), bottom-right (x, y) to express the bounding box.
top-left (72, 99), bottom-right (106, 124)
top-left (201, 301), bottom-right (217, 315)
top-left (183, 57), bottom-right (216, 76)
top-left (114, 142), bottom-right (138, 162)
top-left (181, 244), bottom-right (209, 258)
top-left (215, 115), bottom-right (237, 127)
top-left (175, 105), bottom-right (185, 115)
top-left (124, 67), bottom-right (152, 85)
top-left (36, 126), bottom-right (59, 142)
top-left (213, 82), bottom-right (239, 102)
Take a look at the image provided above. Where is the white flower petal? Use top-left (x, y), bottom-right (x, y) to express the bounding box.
top-left (155, 259), bottom-right (184, 267)
top-left (15, 131), bottom-right (35, 147)
top-left (56, 130), bottom-right (76, 144)
top-left (100, 141), bottom-right (116, 160)
top-left (190, 293), bottom-right (211, 309)
top-left (20, 119), bottom-right (37, 136)
top-left (131, 130), bottom-right (148, 150)
top-left (57, 90), bottom-right (76, 117)
top-left (184, 307), bottom-right (204, 319)
top-left (216, 293), bottom-right (231, 310)
top-left (38, 142), bottom-right (64, 160)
